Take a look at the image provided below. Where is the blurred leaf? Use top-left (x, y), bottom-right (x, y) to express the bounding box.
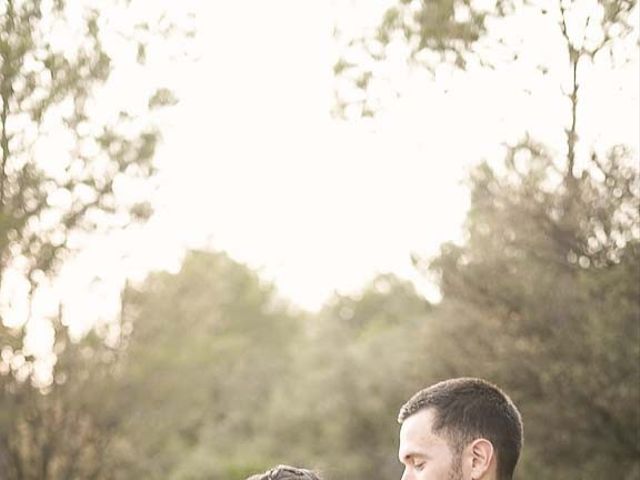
top-left (148, 87), bottom-right (178, 109)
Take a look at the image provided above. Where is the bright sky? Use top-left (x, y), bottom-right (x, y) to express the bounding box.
top-left (4, 0), bottom-right (638, 355)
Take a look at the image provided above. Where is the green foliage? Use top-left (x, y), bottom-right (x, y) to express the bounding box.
top-left (417, 146), bottom-right (640, 478)
top-left (2, 227), bottom-right (635, 479)
top-left (0, 1), bottom-right (636, 479)
top-left (114, 250), bottom-right (303, 479)
top-left (334, 0), bottom-right (498, 117)
top-left (334, 0), bottom-right (638, 117)
top-left (0, 1), bottom-right (180, 477)
top-left (0, 0), bottom-right (173, 296)
top-left (262, 275), bottom-right (430, 480)
top-left (32, 258), bottom-right (431, 480)
top-left (148, 87), bottom-right (178, 109)
top-left (333, 2), bottom-right (640, 472)
top-left (0, 319), bottom-right (125, 478)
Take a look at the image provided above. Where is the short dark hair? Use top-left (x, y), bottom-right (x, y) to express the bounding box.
top-left (398, 378), bottom-right (523, 480)
top-left (245, 465), bottom-right (322, 480)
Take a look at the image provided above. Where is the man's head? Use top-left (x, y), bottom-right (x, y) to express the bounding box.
top-left (245, 465), bottom-right (322, 480)
top-left (397, 378), bottom-right (523, 480)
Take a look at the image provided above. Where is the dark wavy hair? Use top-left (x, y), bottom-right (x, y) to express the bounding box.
top-left (245, 465), bottom-right (322, 480)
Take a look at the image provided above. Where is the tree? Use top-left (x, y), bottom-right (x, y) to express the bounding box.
top-left (114, 250), bottom-right (303, 480)
top-left (265, 274), bottom-right (432, 480)
top-left (413, 138), bottom-right (639, 478)
top-left (333, 0), bottom-right (498, 117)
top-left (0, 1), bottom-right (184, 477)
top-left (336, 0), bottom-right (639, 477)
top-left (0, 0), bottom-right (178, 330)
top-left (0, 318), bottom-right (127, 479)
top-left (114, 265), bottom-right (435, 480)
top-left (334, 0), bottom-right (638, 123)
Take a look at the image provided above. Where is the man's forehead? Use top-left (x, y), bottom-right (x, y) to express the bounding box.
top-left (399, 408), bottom-right (441, 456)
top-left (401, 408), bottom-right (439, 438)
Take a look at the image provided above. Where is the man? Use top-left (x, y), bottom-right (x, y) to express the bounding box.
top-left (397, 378), bottom-right (523, 480)
top-left (246, 465), bottom-right (322, 480)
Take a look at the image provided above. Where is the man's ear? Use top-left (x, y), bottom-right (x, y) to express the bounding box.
top-left (468, 438), bottom-right (495, 479)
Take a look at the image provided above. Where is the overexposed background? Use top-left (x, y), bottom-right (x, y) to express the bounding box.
top-left (6, 0), bottom-right (638, 345)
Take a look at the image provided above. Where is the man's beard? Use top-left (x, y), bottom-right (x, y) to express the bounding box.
top-left (447, 451), bottom-right (464, 480)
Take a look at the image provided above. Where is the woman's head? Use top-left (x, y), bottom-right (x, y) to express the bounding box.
top-left (246, 465), bottom-right (322, 480)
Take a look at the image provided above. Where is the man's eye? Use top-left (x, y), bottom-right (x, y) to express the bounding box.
top-left (414, 461), bottom-right (426, 471)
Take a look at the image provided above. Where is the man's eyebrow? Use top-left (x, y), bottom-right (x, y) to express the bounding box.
top-left (399, 449), bottom-right (428, 463)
